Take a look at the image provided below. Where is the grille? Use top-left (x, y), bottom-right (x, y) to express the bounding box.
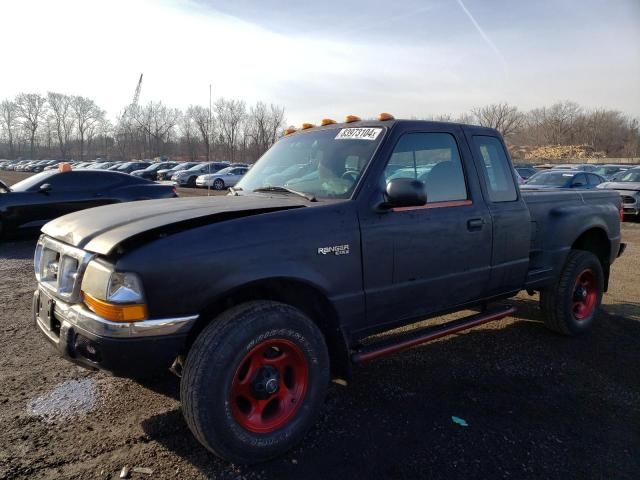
top-left (35, 236), bottom-right (94, 302)
top-left (621, 195), bottom-right (635, 204)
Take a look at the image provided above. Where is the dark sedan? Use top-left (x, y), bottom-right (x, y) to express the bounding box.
top-left (131, 162), bottom-right (179, 180)
top-left (521, 170), bottom-right (605, 190)
top-left (108, 161), bottom-right (152, 174)
top-left (0, 170), bottom-right (177, 239)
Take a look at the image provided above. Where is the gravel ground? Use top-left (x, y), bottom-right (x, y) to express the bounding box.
top-left (0, 171), bottom-right (639, 479)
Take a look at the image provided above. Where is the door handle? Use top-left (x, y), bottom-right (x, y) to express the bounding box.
top-left (467, 218), bottom-right (484, 230)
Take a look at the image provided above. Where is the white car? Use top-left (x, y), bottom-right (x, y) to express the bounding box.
top-left (196, 166), bottom-right (249, 190)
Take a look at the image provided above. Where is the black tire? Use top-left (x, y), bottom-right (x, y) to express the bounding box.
top-left (213, 178), bottom-right (225, 190)
top-left (181, 301), bottom-right (330, 464)
top-left (540, 249), bottom-right (604, 335)
top-left (187, 176), bottom-right (196, 187)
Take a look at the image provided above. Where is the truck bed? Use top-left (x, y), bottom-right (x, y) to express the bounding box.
top-left (521, 188), bottom-right (622, 289)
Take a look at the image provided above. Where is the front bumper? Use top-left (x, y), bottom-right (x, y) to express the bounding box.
top-left (173, 176), bottom-right (191, 185)
top-left (619, 194), bottom-right (639, 215)
top-left (34, 288), bottom-right (198, 377)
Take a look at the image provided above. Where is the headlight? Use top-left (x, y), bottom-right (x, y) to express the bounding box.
top-left (107, 272), bottom-right (144, 303)
top-left (58, 256), bottom-right (79, 295)
top-left (34, 240), bottom-right (44, 280)
top-left (81, 260), bottom-right (147, 322)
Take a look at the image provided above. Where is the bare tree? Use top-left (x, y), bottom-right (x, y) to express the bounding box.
top-left (0, 100), bottom-right (19, 159)
top-left (15, 93), bottom-right (47, 158)
top-left (526, 101), bottom-right (582, 145)
top-left (179, 112), bottom-right (199, 160)
top-left (188, 105), bottom-right (213, 161)
top-left (72, 96), bottom-right (103, 161)
top-left (133, 102), bottom-right (180, 157)
top-left (47, 92), bottom-right (75, 159)
top-left (245, 102), bottom-right (286, 159)
top-left (471, 102), bottom-right (523, 137)
top-left (215, 99), bottom-right (246, 162)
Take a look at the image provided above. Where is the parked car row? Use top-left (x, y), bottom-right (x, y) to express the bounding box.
top-left (0, 158), bottom-right (253, 190)
top-left (0, 169), bottom-right (177, 239)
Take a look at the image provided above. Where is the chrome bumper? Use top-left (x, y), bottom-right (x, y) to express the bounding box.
top-left (34, 288), bottom-right (198, 340)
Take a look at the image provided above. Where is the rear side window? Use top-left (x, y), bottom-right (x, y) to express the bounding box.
top-left (383, 132), bottom-right (467, 203)
top-left (573, 173), bottom-right (587, 186)
top-left (472, 136), bottom-right (517, 202)
top-left (587, 173), bottom-right (602, 186)
top-left (44, 172), bottom-right (85, 191)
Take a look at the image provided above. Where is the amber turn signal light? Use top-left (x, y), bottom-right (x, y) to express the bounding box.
top-left (345, 115), bottom-right (361, 123)
top-left (378, 112), bottom-right (395, 121)
top-left (83, 292), bottom-right (148, 322)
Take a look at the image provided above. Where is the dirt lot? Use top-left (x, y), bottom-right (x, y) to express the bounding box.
top-left (0, 172), bottom-right (639, 479)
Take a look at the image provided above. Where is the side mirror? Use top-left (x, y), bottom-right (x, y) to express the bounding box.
top-left (383, 178), bottom-right (427, 208)
top-left (39, 183), bottom-right (52, 194)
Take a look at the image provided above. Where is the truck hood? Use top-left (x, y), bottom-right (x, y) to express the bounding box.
top-left (42, 195), bottom-right (308, 255)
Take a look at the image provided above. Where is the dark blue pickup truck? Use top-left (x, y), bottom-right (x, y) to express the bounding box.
top-left (33, 116), bottom-right (624, 463)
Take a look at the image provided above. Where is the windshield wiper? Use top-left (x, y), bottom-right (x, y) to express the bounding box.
top-left (228, 186), bottom-right (242, 196)
top-left (253, 186), bottom-right (316, 202)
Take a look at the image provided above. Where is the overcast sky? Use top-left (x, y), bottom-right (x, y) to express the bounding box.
top-left (1, 0), bottom-right (638, 126)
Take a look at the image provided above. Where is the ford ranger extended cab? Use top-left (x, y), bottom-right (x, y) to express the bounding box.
top-left (33, 115), bottom-right (625, 463)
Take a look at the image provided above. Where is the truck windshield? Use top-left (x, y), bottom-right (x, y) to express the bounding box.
top-left (236, 127), bottom-right (385, 199)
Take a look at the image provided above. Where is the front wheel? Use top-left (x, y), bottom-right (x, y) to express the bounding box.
top-left (540, 250), bottom-right (604, 335)
top-left (181, 301), bottom-right (329, 464)
top-left (213, 178), bottom-right (225, 190)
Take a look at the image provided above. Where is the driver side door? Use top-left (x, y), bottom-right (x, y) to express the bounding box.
top-left (358, 128), bottom-right (493, 334)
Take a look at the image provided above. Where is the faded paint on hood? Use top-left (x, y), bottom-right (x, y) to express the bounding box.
top-left (42, 195), bottom-right (308, 255)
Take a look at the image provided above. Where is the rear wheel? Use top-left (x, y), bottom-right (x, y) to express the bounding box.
top-left (181, 301), bottom-right (329, 464)
top-left (187, 176), bottom-right (196, 187)
top-left (213, 178), bottom-right (225, 190)
top-left (540, 250), bottom-right (604, 335)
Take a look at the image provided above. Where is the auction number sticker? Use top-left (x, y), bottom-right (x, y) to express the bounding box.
top-left (335, 128), bottom-right (382, 141)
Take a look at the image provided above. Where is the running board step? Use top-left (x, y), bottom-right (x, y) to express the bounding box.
top-left (351, 305), bottom-right (516, 363)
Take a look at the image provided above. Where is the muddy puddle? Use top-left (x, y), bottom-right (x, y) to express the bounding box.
top-left (27, 378), bottom-right (105, 422)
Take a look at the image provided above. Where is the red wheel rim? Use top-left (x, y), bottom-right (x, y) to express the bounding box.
top-left (573, 269), bottom-right (597, 321)
top-left (230, 338), bottom-right (309, 433)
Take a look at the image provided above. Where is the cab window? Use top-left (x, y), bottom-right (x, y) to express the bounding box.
top-left (383, 132), bottom-right (468, 203)
top-left (472, 136), bottom-right (517, 202)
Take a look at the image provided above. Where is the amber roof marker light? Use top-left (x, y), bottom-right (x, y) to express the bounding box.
top-left (283, 127), bottom-right (297, 135)
top-left (301, 123), bottom-right (315, 130)
top-left (345, 115), bottom-right (361, 123)
top-left (378, 112), bottom-right (395, 121)
top-left (320, 118), bottom-right (337, 126)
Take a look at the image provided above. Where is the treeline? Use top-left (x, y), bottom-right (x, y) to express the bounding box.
top-left (0, 93), bottom-right (286, 162)
top-left (431, 101), bottom-right (639, 157)
top-left (1, 95), bottom-right (638, 161)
